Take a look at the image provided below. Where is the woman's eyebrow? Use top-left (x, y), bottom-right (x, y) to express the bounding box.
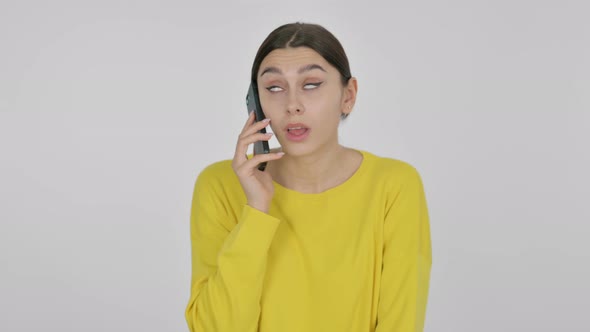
top-left (259, 64), bottom-right (327, 77)
top-left (298, 64), bottom-right (327, 74)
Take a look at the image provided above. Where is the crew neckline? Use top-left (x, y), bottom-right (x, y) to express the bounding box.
top-left (269, 148), bottom-right (370, 199)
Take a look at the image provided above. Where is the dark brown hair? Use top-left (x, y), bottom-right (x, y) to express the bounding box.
top-left (251, 22), bottom-right (352, 120)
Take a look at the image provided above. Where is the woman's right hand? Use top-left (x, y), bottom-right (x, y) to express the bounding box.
top-left (232, 112), bottom-right (285, 214)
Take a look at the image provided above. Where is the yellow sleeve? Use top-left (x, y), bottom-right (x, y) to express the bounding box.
top-left (375, 165), bottom-right (433, 332)
top-left (184, 168), bottom-right (281, 331)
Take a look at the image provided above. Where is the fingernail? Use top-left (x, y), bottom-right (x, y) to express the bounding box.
top-left (277, 152), bottom-right (285, 156)
top-left (263, 118), bottom-right (271, 123)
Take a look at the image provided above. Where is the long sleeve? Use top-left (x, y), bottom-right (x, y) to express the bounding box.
top-left (375, 165), bottom-right (433, 332)
top-left (184, 167), bottom-right (281, 331)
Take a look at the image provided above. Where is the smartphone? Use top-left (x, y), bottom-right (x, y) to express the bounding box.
top-left (246, 81), bottom-right (270, 171)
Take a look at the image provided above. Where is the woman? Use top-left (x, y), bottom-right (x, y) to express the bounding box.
top-left (185, 22), bottom-right (433, 332)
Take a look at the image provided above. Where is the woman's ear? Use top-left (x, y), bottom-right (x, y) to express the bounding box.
top-left (342, 77), bottom-right (358, 112)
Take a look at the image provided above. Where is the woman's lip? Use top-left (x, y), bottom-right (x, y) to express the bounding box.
top-left (284, 123), bottom-right (309, 131)
top-left (285, 128), bottom-right (310, 142)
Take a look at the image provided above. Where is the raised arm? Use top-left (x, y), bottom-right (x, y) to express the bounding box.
top-left (184, 169), bottom-right (281, 331)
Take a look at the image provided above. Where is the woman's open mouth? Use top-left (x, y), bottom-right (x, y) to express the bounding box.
top-left (286, 127), bottom-right (310, 142)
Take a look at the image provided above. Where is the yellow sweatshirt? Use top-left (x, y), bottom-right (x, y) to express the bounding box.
top-left (185, 149), bottom-right (433, 332)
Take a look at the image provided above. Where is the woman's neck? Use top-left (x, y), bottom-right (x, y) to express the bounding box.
top-left (267, 144), bottom-right (360, 194)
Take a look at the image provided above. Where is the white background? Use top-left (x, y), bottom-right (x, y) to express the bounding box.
top-left (1, 0), bottom-right (589, 331)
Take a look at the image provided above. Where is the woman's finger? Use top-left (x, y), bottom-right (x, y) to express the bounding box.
top-left (233, 132), bottom-right (273, 166)
top-left (236, 151), bottom-right (285, 174)
top-left (241, 111), bottom-right (256, 132)
top-left (241, 118), bottom-right (271, 138)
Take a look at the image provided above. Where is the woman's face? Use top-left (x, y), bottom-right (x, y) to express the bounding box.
top-left (257, 46), bottom-right (356, 156)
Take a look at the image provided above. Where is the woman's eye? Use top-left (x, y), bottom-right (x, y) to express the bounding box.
top-left (265, 82), bottom-right (323, 92)
top-left (303, 82), bottom-right (323, 90)
top-left (266, 86), bottom-right (283, 92)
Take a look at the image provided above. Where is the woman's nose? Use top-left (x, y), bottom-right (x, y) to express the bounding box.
top-left (286, 90), bottom-right (304, 114)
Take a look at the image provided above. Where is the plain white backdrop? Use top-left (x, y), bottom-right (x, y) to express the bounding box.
top-left (1, 0), bottom-right (589, 331)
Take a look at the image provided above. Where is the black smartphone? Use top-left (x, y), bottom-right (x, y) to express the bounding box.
top-left (246, 81), bottom-right (270, 171)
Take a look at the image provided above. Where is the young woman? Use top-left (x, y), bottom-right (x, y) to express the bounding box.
top-left (185, 22), bottom-right (433, 332)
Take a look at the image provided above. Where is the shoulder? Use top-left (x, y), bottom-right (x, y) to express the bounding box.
top-left (357, 150), bottom-right (427, 202)
top-left (193, 157), bottom-right (237, 192)
top-left (361, 150), bottom-right (424, 185)
top-left (198, 158), bottom-right (234, 178)
top-left (360, 151), bottom-right (428, 215)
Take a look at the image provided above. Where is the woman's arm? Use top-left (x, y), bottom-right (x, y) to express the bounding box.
top-left (185, 166), bottom-right (281, 332)
top-left (375, 165), bottom-right (433, 332)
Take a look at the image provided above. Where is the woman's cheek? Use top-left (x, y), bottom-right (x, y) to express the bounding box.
top-left (260, 95), bottom-right (278, 112)
top-left (262, 100), bottom-right (283, 116)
